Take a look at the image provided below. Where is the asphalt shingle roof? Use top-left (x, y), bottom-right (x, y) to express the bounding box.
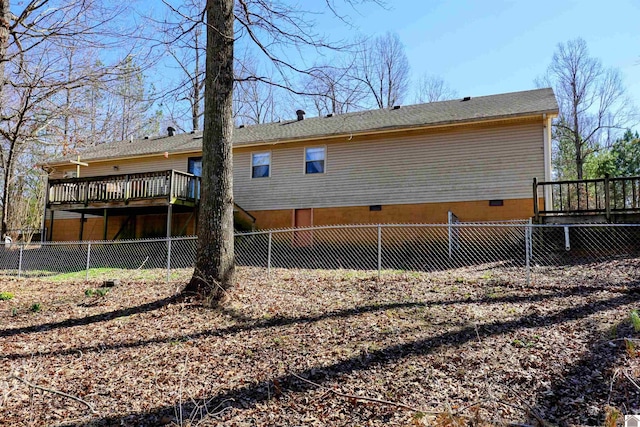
top-left (48, 88), bottom-right (557, 165)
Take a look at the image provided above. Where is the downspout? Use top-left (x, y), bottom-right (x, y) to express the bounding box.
top-left (542, 114), bottom-right (553, 211)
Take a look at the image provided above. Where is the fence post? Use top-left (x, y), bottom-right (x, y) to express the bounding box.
top-left (525, 222), bottom-right (531, 286)
top-left (85, 242), bottom-right (91, 281)
top-left (377, 225), bottom-right (382, 279)
top-left (18, 244), bottom-right (23, 278)
top-left (533, 177), bottom-right (539, 223)
top-left (528, 218), bottom-right (534, 260)
top-left (267, 231), bottom-right (272, 277)
top-left (448, 211), bottom-right (453, 259)
top-left (604, 174), bottom-right (611, 222)
top-left (166, 237), bottom-right (172, 283)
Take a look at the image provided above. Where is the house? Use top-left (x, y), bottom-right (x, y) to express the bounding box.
top-left (626, 415), bottom-right (640, 427)
top-left (42, 88), bottom-right (558, 241)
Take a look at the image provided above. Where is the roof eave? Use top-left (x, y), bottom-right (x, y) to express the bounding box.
top-left (42, 148), bottom-right (204, 168)
top-left (234, 109), bottom-right (559, 148)
top-left (43, 109), bottom-right (558, 167)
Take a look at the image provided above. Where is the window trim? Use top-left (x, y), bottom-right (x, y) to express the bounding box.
top-left (251, 151), bottom-right (271, 179)
top-left (303, 145), bottom-right (326, 175)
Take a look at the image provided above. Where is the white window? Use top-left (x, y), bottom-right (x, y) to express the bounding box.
top-left (305, 147), bottom-right (325, 174)
top-left (251, 152), bottom-right (270, 178)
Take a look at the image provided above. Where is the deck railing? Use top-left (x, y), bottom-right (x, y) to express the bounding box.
top-left (534, 175), bottom-right (640, 221)
top-left (48, 170), bottom-right (200, 206)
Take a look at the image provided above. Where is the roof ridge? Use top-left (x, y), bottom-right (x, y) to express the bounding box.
top-left (45, 87), bottom-right (558, 165)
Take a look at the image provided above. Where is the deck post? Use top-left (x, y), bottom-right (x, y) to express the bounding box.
top-left (42, 176), bottom-right (49, 242)
top-left (79, 213), bottom-right (85, 241)
top-left (604, 174), bottom-right (611, 222)
top-left (194, 205), bottom-right (198, 235)
top-left (133, 215), bottom-right (137, 239)
top-left (103, 209), bottom-right (108, 240)
top-left (533, 177), bottom-right (539, 223)
top-left (83, 181), bottom-right (89, 206)
top-left (48, 210), bottom-right (55, 241)
top-left (166, 204), bottom-right (173, 238)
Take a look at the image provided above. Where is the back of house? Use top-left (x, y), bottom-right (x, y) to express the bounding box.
top-left (42, 87), bottom-right (558, 241)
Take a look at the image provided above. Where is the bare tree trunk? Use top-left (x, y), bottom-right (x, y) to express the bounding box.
top-left (0, 1), bottom-right (9, 236)
top-left (572, 86), bottom-right (583, 180)
top-left (192, 26), bottom-right (201, 132)
top-left (574, 141), bottom-right (583, 180)
top-left (1, 141), bottom-right (15, 237)
top-left (183, 0), bottom-right (235, 301)
top-left (0, 0), bottom-right (8, 94)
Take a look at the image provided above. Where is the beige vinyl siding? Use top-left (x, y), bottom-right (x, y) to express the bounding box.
top-left (49, 153), bottom-right (197, 179)
top-left (234, 121), bottom-right (544, 211)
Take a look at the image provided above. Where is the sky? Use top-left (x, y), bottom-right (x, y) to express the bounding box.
top-left (307, 0), bottom-right (640, 111)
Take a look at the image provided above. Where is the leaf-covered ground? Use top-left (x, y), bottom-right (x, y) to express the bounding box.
top-left (1, 262), bottom-right (640, 426)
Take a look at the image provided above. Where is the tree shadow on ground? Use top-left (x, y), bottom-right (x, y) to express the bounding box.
top-left (530, 318), bottom-right (639, 426)
top-left (56, 284), bottom-right (640, 426)
top-left (2, 280), bottom-right (628, 362)
top-left (0, 294), bottom-right (181, 339)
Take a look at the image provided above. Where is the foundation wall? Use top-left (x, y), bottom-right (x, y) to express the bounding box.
top-left (249, 198), bottom-right (539, 229)
top-left (45, 212), bottom-right (196, 241)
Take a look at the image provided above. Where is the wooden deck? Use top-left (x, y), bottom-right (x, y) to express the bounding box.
top-left (44, 170), bottom-right (257, 241)
top-left (533, 175), bottom-right (640, 223)
top-left (47, 170), bottom-right (200, 211)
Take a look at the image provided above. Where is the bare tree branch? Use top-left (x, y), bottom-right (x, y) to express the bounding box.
top-left (414, 73), bottom-right (458, 103)
top-left (351, 32), bottom-right (409, 109)
top-left (540, 38), bottom-right (634, 180)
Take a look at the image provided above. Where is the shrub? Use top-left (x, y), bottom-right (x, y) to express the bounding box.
top-left (0, 291), bottom-right (14, 301)
top-left (631, 310), bottom-right (640, 332)
top-left (85, 288), bottom-right (109, 297)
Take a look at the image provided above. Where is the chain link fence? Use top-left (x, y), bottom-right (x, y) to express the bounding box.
top-left (0, 223), bottom-right (638, 284)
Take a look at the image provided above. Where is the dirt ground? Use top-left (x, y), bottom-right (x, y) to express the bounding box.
top-left (1, 262), bottom-right (640, 426)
